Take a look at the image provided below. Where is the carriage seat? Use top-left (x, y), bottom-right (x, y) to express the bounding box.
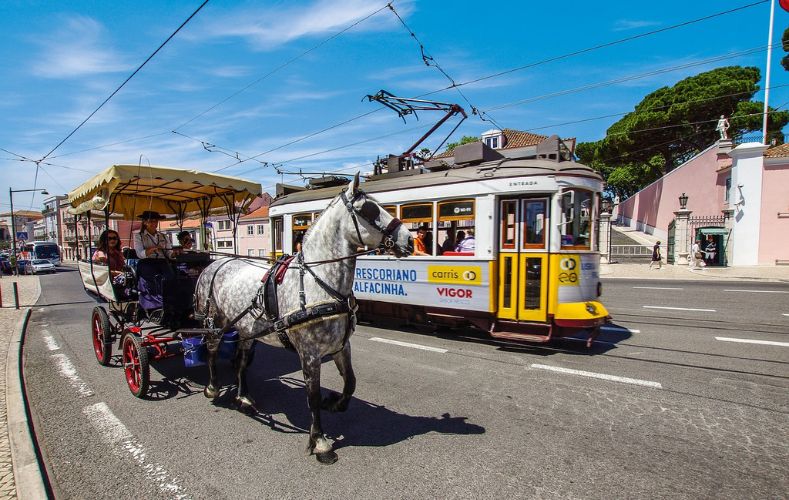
top-left (136, 258), bottom-right (196, 328)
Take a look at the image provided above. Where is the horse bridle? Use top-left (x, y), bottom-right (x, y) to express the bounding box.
top-left (340, 190), bottom-right (403, 250)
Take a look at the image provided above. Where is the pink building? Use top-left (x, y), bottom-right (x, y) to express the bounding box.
top-left (237, 205), bottom-right (271, 258)
top-left (616, 139), bottom-right (789, 266)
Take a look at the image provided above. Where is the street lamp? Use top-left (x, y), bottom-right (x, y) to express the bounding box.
top-left (9, 187), bottom-right (49, 257)
top-left (678, 192), bottom-right (689, 210)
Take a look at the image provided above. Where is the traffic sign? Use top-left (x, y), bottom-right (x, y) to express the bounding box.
top-left (16, 231), bottom-right (28, 241)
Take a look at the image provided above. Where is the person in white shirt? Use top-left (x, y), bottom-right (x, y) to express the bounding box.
top-left (133, 211), bottom-right (172, 259)
top-left (455, 229), bottom-right (475, 253)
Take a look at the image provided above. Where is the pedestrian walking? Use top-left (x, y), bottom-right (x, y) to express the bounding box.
top-left (690, 240), bottom-right (704, 269)
top-left (649, 241), bottom-right (662, 269)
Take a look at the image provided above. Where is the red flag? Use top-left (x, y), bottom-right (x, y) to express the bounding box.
top-left (781, 0), bottom-right (789, 12)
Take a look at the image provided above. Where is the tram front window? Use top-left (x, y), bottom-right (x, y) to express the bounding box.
top-left (560, 189), bottom-right (593, 249)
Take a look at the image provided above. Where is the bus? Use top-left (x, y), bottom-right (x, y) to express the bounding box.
top-left (25, 241), bottom-right (61, 266)
top-left (268, 137), bottom-right (610, 346)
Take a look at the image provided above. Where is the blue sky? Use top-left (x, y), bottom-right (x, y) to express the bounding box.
top-left (1, 0), bottom-right (787, 210)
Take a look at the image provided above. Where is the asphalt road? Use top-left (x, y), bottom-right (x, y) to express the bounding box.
top-left (23, 269), bottom-right (789, 499)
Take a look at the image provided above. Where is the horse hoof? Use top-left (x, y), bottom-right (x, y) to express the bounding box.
top-left (315, 451), bottom-right (338, 465)
top-left (204, 386), bottom-right (219, 399)
top-left (235, 396), bottom-right (256, 413)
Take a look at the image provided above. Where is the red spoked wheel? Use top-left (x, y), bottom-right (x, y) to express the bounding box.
top-left (91, 307), bottom-right (113, 366)
top-left (122, 332), bottom-right (149, 398)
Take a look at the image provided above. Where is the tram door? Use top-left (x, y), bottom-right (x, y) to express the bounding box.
top-left (497, 198), bottom-right (549, 322)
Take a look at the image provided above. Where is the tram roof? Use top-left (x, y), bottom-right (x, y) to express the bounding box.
top-left (270, 158), bottom-right (602, 207)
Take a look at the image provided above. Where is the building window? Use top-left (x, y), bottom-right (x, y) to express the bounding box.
top-left (247, 225), bottom-right (254, 235)
top-left (257, 224), bottom-right (265, 235)
top-left (218, 220), bottom-right (232, 231)
top-left (484, 136), bottom-right (499, 149)
top-left (725, 176), bottom-right (731, 203)
top-left (248, 249), bottom-right (254, 256)
top-left (217, 240), bottom-right (233, 249)
top-left (258, 249), bottom-right (266, 257)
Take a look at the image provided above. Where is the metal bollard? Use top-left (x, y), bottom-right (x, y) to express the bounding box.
top-left (13, 282), bottom-right (19, 309)
top-left (0, 284), bottom-right (3, 307)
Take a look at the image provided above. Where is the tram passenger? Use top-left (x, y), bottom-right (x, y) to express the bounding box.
top-left (414, 225), bottom-right (430, 256)
top-left (440, 230), bottom-right (459, 255)
top-left (133, 211), bottom-right (172, 259)
top-left (92, 230), bottom-right (126, 278)
top-left (455, 229), bottom-right (475, 252)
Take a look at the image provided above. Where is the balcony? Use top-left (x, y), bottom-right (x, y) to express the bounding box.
top-left (64, 235), bottom-right (76, 242)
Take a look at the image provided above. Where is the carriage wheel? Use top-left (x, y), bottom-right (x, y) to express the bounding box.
top-left (122, 332), bottom-right (149, 398)
top-left (91, 307), bottom-right (113, 366)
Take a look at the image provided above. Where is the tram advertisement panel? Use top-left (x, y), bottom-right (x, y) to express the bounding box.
top-left (353, 259), bottom-right (490, 312)
top-left (554, 253), bottom-right (600, 302)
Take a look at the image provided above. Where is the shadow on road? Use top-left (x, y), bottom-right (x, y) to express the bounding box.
top-left (141, 341), bottom-right (485, 449)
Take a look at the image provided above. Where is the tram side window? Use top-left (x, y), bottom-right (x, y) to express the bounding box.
top-left (560, 189), bottom-right (592, 249)
top-left (401, 203), bottom-right (434, 255)
top-left (437, 199), bottom-right (475, 256)
top-left (292, 212), bottom-right (315, 253)
top-left (272, 217), bottom-right (283, 255)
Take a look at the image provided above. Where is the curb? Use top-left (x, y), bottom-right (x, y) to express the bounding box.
top-left (7, 308), bottom-right (49, 499)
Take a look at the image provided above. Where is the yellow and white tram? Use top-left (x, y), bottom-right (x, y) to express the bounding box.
top-left (269, 139), bottom-right (609, 344)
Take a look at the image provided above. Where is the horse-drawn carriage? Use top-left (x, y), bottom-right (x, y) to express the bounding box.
top-left (70, 164), bottom-right (262, 397)
top-left (70, 165), bottom-right (413, 463)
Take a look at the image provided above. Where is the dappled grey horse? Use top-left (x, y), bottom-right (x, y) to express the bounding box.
top-left (194, 174), bottom-right (413, 463)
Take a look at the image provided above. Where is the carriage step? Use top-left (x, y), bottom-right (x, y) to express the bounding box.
top-left (489, 320), bottom-right (552, 343)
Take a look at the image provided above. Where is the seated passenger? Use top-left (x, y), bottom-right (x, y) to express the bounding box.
top-left (177, 230), bottom-right (194, 251)
top-left (443, 230), bottom-right (463, 254)
top-left (92, 230), bottom-right (125, 278)
top-left (414, 225), bottom-right (430, 256)
top-left (455, 229), bottom-right (475, 252)
top-left (133, 211), bottom-right (172, 259)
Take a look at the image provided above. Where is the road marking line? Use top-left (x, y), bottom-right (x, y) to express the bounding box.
top-left (369, 337), bottom-right (448, 353)
top-left (784, 314), bottom-right (789, 317)
top-left (643, 306), bottom-right (716, 312)
top-left (51, 354), bottom-right (93, 397)
top-left (715, 337), bottom-right (789, 347)
top-left (632, 286), bottom-right (683, 290)
top-left (84, 403), bottom-right (188, 499)
top-left (600, 326), bottom-right (641, 334)
top-left (530, 363), bottom-right (662, 389)
top-left (723, 289), bottom-right (789, 294)
top-left (42, 331), bottom-right (60, 351)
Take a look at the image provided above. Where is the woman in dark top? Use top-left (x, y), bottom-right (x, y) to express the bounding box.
top-left (649, 241), bottom-right (662, 270)
top-left (93, 229), bottom-right (126, 278)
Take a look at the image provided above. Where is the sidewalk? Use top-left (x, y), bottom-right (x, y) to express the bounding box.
top-left (0, 275), bottom-right (44, 499)
top-left (602, 262), bottom-right (789, 282)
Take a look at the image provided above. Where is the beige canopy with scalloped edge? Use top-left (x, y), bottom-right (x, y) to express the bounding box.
top-left (68, 164), bottom-right (262, 219)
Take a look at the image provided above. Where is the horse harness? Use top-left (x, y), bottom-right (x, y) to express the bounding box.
top-left (198, 188), bottom-right (404, 353)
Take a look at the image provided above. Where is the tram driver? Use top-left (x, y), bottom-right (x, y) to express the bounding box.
top-left (133, 211), bottom-right (172, 259)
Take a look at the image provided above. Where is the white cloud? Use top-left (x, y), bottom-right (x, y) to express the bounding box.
top-left (612, 19), bottom-right (661, 32)
top-left (195, 0), bottom-right (413, 50)
top-left (31, 16), bottom-right (131, 78)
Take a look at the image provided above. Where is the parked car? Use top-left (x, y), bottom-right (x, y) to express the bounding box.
top-left (28, 259), bottom-right (56, 274)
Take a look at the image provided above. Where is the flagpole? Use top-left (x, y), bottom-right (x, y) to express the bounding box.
top-left (762, 0), bottom-right (776, 144)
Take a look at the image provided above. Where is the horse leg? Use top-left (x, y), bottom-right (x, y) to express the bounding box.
top-left (322, 342), bottom-right (355, 413)
top-left (302, 354), bottom-right (337, 464)
top-left (203, 334), bottom-right (221, 399)
top-left (233, 339), bottom-right (256, 412)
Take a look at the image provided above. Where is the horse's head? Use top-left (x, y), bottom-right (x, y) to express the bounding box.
top-left (340, 173), bottom-right (413, 257)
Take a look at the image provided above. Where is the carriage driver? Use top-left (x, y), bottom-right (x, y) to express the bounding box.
top-left (133, 210), bottom-right (172, 259)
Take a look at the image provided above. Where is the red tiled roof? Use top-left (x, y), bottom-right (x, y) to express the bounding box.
top-left (241, 205), bottom-right (269, 220)
top-left (161, 218), bottom-right (201, 230)
top-left (431, 129), bottom-right (551, 159)
top-left (765, 142), bottom-right (789, 158)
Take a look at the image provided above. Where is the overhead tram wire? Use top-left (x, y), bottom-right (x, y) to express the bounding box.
top-left (482, 44), bottom-right (774, 113)
top-left (386, 3), bottom-right (506, 132)
top-left (173, 2), bottom-right (393, 133)
top-left (47, 131), bottom-right (172, 160)
top-left (38, 0), bottom-right (210, 163)
top-left (417, 0), bottom-right (770, 98)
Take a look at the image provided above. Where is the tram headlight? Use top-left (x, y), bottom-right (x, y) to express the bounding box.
top-left (596, 282), bottom-right (602, 297)
top-left (585, 302), bottom-right (598, 315)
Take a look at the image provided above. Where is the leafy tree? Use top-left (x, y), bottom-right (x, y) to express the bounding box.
top-left (576, 66), bottom-right (789, 198)
top-left (444, 135), bottom-right (479, 153)
top-left (782, 27), bottom-right (789, 72)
